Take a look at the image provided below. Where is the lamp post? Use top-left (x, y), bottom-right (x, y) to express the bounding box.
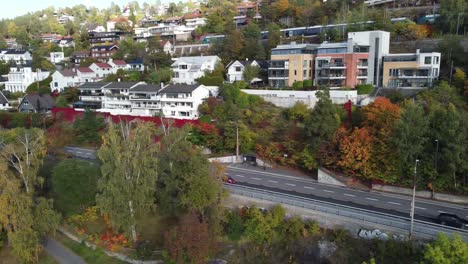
top-left (409, 159), bottom-right (420, 240)
top-left (434, 139), bottom-right (439, 173)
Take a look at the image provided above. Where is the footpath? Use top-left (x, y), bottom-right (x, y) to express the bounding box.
top-left (43, 237), bottom-right (86, 264)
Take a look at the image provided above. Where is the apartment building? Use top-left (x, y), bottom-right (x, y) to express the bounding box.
top-left (75, 82), bottom-right (109, 109)
top-left (129, 83), bottom-right (162, 116)
top-left (90, 45), bottom-right (119, 62)
top-left (101, 82), bottom-right (143, 111)
top-left (268, 42), bottom-right (317, 88)
top-left (4, 64), bottom-right (50, 93)
top-left (382, 50), bottom-right (441, 88)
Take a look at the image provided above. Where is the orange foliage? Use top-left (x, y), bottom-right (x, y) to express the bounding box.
top-left (337, 127), bottom-right (373, 179)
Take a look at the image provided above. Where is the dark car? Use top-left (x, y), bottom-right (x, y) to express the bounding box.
top-left (437, 213), bottom-right (468, 229)
top-left (224, 176), bottom-right (236, 184)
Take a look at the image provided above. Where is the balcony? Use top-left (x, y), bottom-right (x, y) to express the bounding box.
top-left (79, 95), bottom-right (102, 102)
top-left (357, 62), bottom-right (368, 68)
top-left (130, 95), bottom-right (158, 100)
top-left (317, 63), bottom-right (346, 69)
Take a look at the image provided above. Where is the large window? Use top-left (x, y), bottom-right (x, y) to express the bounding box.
top-left (424, 56), bottom-right (432, 65)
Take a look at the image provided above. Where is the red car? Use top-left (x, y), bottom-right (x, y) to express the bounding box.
top-left (224, 176), bottom-right (236, 184)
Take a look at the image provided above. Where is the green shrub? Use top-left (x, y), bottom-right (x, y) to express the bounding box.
top-left (224, 211), bottom-right (245, 241)
top-left (356, 84), bottom-right (373, 95)
top-left (292, 81), bottom-right (304, 90)
top-left (303, 80), bottom-right (313, 88)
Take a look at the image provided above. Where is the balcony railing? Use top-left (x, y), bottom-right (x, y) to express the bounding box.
top-left (318, 63), bottom-right (346, 68)
top-left (358, 62), bottom-right (369, 67)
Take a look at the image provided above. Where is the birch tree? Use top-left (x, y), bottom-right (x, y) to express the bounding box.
top-left (96, 121), bottom-right (158, 242)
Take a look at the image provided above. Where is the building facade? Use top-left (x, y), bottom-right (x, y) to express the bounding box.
top-left (5, 65), bottom-right (50, 93)
top-left (171, 56), bottom-right (221, 84)
top-left (226, 59), bottom-right (267, 83)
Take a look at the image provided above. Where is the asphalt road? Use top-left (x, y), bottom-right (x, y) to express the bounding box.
top-left (63, 147), bottom-right (468, 225)
top-left (225, 165), bottom-right (468, 223)
top-left (43, 237), bottom-right (86, 264)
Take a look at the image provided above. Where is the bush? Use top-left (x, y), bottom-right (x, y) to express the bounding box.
top-left (51, 159), bottom-right (100, 216)
top-left (224, 211), bottom-right (245, 241)
top-left (135, 240), bottom-right (154, 260)
top-left (303, 79), bottom-right (313, 88)
top-left (356, 84), bottom-right (373, 95)
top-left (292, 81), bottom-right (304, 90)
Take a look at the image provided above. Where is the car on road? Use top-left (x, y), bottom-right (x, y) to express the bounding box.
top-left (437, 213), bottom-right (468, 229)
top-left (223, 176), bottom-right (236, 184)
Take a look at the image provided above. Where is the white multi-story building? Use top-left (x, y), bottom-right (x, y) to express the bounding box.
top-left (129, 83), bottom-right (163, 116)
top-left (158, 83), bottom-right (218, 119)
top-left (5, 65), bottom-right (50, 93)
top-left (171, 56), bottom-right (221, 85)
top-left (0, 50), bottom-right (32, 64)
top-left (185, 17), bottom-right (207, 28)
top-left (101, 82), bottom-right (143, 113)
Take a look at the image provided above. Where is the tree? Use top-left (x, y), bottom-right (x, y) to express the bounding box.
top-left (51, 159), bottom-right (99, 217)
top-left (96, 121), bottom-right (158, 242)
top-left (156, 126), bottom-right (223, 218)
top-left (55, 95), bottom-right (68, 108)
top-left (393, 102), bottom-right (429, 184)
top-left (243, 65), bottom-right (260, 84)
top-left (73, 109), bottom-right (105, 146)
top-left (304, 90), bottom-right (341, 155)
top-left (453, 67), bottom-right (466, 92)
top-left (423, 233), bottom-right (468, 264)
top-left (336, 127), bottom-right (373, 179)
top-left (164, 212), bottom-right (218, 264)
top-left (439, 0), bottom-right (467, 34)
top-left (267, 23), bottom-right (281, 52)
top-left (147, 68), bottom-right (172, 85)
top-left (244, 206), bottom-right (273, 246)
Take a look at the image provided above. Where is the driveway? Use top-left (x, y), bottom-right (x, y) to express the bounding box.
top-left (43, 237), bottom-right (86, 264)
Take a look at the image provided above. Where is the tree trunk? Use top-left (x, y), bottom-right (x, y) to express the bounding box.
top-left (128, 200), bottom-right (137, 242)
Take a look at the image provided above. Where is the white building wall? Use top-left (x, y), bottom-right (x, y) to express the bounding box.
top-left (5, 67), bottom-right (50, 93)
top-left (50, 71), bottom-right (79, 91)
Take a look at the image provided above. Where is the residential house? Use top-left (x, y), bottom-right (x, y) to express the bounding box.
top-left (106, 17), bottom-right (133, 32)
top-left (101, 82), bottom-right (143, 112)
top-left (268, 42), bottom-right (317, 88)
top-left (236, 1), bottom-right (258, 16)
top-left (89, 62), bottom-right (115, 78)
top-left (57, 14), bottom-right (75, 24)
top-left (158, 84), bottom-right (218, 119)
top-left (108, 59), bottom-right (127, 71)
top-left (40, 33), bottom-right (62, 43)
top-left (226, 59), bottom-right (268, 83)
top-left (75, 82), bottom-right (109, 109)
top-left (0, 91), bottom-right (9, 110)
top-left (0, 50), bottom-right (32, 64)
top-left (171, 56), bottom-right (221, 84)
top-left (382, 50), bottom-right (441, 88)
top-left (4, 38), bottom-right (18, 49)
top-left (5, 64), bottom-right (50, 93)
top-left (126, 58), bottom-right (145, 72)
top-left (50, 69), bottom-right (79, 91)
top-left (90, 45), bottom-right (119, 62)
top-left (50, 52), bottom-right (65, 64)
top-left (172, 44), bottom-right (210, 57)
top-left (88, 31), bottom-right (128, 46)
top-left (161, 40), bottom-right (173, 55)
top-left (71, 50), bottom-right (90, 65)
top-left (185, 17), bottom-right (206, 28)
top-left (129, 83), bottom-right (163, 116)
top-left (18, 94), bottom-right (56, 113)
top-left (76, 67), bottom-right (96, 83)
top-left (165, 16), bottom-right (183, 25)
top-left (55, 37), bottom-right (74, 48)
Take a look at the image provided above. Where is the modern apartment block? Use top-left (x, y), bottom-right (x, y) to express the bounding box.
top-left (269, 30), bottom-right (439, 89)
top-left (268, 42), bottom-right (317, 88)
top-left (382, 50), bottom-right (441, 88)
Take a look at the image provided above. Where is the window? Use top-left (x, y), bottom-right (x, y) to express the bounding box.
top-left (54, 82), bottom-right (58, 87)
top-left (435, 56), bottom-right (439, 64)
top-left (303, 60), bottom-right (307, 68)
top-left (235, 66), bottom-right (242, 72)
top-left (294, 70), bottom-right (297, 76)
top-left (303, 70), bottom-right (307, 77)
top-left (424, 56), bottom-right (431, 64)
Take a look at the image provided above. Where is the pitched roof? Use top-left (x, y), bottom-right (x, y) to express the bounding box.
top-left (72, 50), bottom-right (90, 57)
top-left (79, 82), bottom-right (111, 89)
top-left (93, 62), bottom-right (112, 68)
top-left (5, 50), bottom-right (29, 55)
top-left (159, 84), bottom-right (200, 94)
top-left (106, 81), bottom-right (142, 89)
top-left (111, 60), bottom-right (126, 66)
top-left (183, 13), bottom-right (202, 20)
top-left (127, 58), bottom-right (144, 64)
top-left (91, 45), bottom-right (119, 51)
top-left (130, 84), bottom-right (161, 93)
top-left (77, 67), bottom-right (94, 73)
top-left (171, 56), bottom-right (220, 67)
top-left (0, 91), bottom-right (8, 105)
top-left (22, 94), bottom-right (55, 110)
top-left (59, 69), bottom-right (76, 77)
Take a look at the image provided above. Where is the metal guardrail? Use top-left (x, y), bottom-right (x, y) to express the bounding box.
top-left (225, 184), bottom-right (468, 241)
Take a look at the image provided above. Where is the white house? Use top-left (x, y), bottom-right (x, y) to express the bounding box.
top-left (226, 59), bottom-right (268, 83)
top-left (50, 52), bottom-right (65, 64)
top-left (89, 62), bottom-right (115, 78)
top-left (108, 59), bottom-right (127, 71)
top-left (0, 91), bottom-right (9, 110)
top-left (158, 83), bottom-right (218, 119)
top-left (76, 67), bottom-right (96, 83)
top-left (101, 81), bottom-right (143, 113)
top-left (5, 65), bottom-right (50, 93)
top-left (50, 69), bottom-right (79, 91)
top-left (126, 59), bottom-right (145, 72)
top-left (161, 40), bottom-right (173, 55)
top-left (129, 83), bottom-right (163, 116)
top-left (185, 17), bottom-right (206, 28)
top-left (0, 50), bottom-right (32, 64)
top-left (171, 56), bottom-right (221, 85)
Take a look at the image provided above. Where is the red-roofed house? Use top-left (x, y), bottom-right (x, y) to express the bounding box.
top-left (76, 67), bottom-right (96, 82)
top-left (108, 59), bottom-right (127, 71)
top-left (90, 62), bottom-right (114, 78)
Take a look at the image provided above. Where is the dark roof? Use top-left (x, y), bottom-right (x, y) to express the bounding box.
top-left (159, 84), bottom-right (199, 94)
top-left (0, 91), bottom-right (8, 104)
top-left (91, 45), bottom-right (119, 51)
top-left (227, 59), bottom-right (268, 69)
top-left (106, 81), bottom-right (141, 89)
top-left (130, 84), bottom-right (161, 93)
top-left (5, 49), bottom-right (29, 55)
top-left (127, 58), bottom-right (144, 64)
top-left (79, 82), bottom-right (110, 89)
top-left (22, 94), bottom-right (55, 110)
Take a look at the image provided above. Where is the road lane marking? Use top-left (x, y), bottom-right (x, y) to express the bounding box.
top-left (286, 183), bottom-right (296, 187)
top-left (388, 202), bottom-right (401, 205)
top-left (344, 193), bottom-right (355, 197)
top-left (235, 175), bottom-right (245, 178)
top-left (415, 206), bottom-right (426, 210)
top-left (365, 198), bottom-right (379, 201)
top-left (304, 186), bottom-right (315, 190)
top-left (323, 190), bottom-right (334, 193)
top-left (252, 177), bottom-right (262, 181)
top-left (438, 210), bottom-right (447, 213)
top-left (268, 180), bottom-right (278, 183)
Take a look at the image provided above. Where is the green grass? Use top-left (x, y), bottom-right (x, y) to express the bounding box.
top-left (56, 233), bottom-right (126, 264)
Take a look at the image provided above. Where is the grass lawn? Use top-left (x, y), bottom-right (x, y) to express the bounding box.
top-left (56, 233), bottom-right (126, 264)
top-left (0, 245), bottom-right (57, 264)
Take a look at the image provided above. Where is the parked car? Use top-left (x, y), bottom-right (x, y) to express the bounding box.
top-left (437, 213), bottom-right (468, 229)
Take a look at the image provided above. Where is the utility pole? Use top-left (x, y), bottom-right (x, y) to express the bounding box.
top-left (409, 159), bottom-right (420, 240)
top-left (434, 139), bottom-right (439, 173)
top-left (236, 122), bottom-right (240, 163)
top-left (449, 61), bottom-right (454, 86)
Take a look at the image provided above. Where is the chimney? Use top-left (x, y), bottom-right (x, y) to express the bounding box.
top-left (160, 82), bottom-right (164, 89)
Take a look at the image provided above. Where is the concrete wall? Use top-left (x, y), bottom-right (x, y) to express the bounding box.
top-left (208, 155), bottom-right (239, 163)
top-left (241, 89), bottom-right (357, 109)
top-left (318, 167), bottom-right (346, 187)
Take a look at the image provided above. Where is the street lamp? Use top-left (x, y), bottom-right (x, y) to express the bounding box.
top-left (409, 159), bottom-right (420, 240)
